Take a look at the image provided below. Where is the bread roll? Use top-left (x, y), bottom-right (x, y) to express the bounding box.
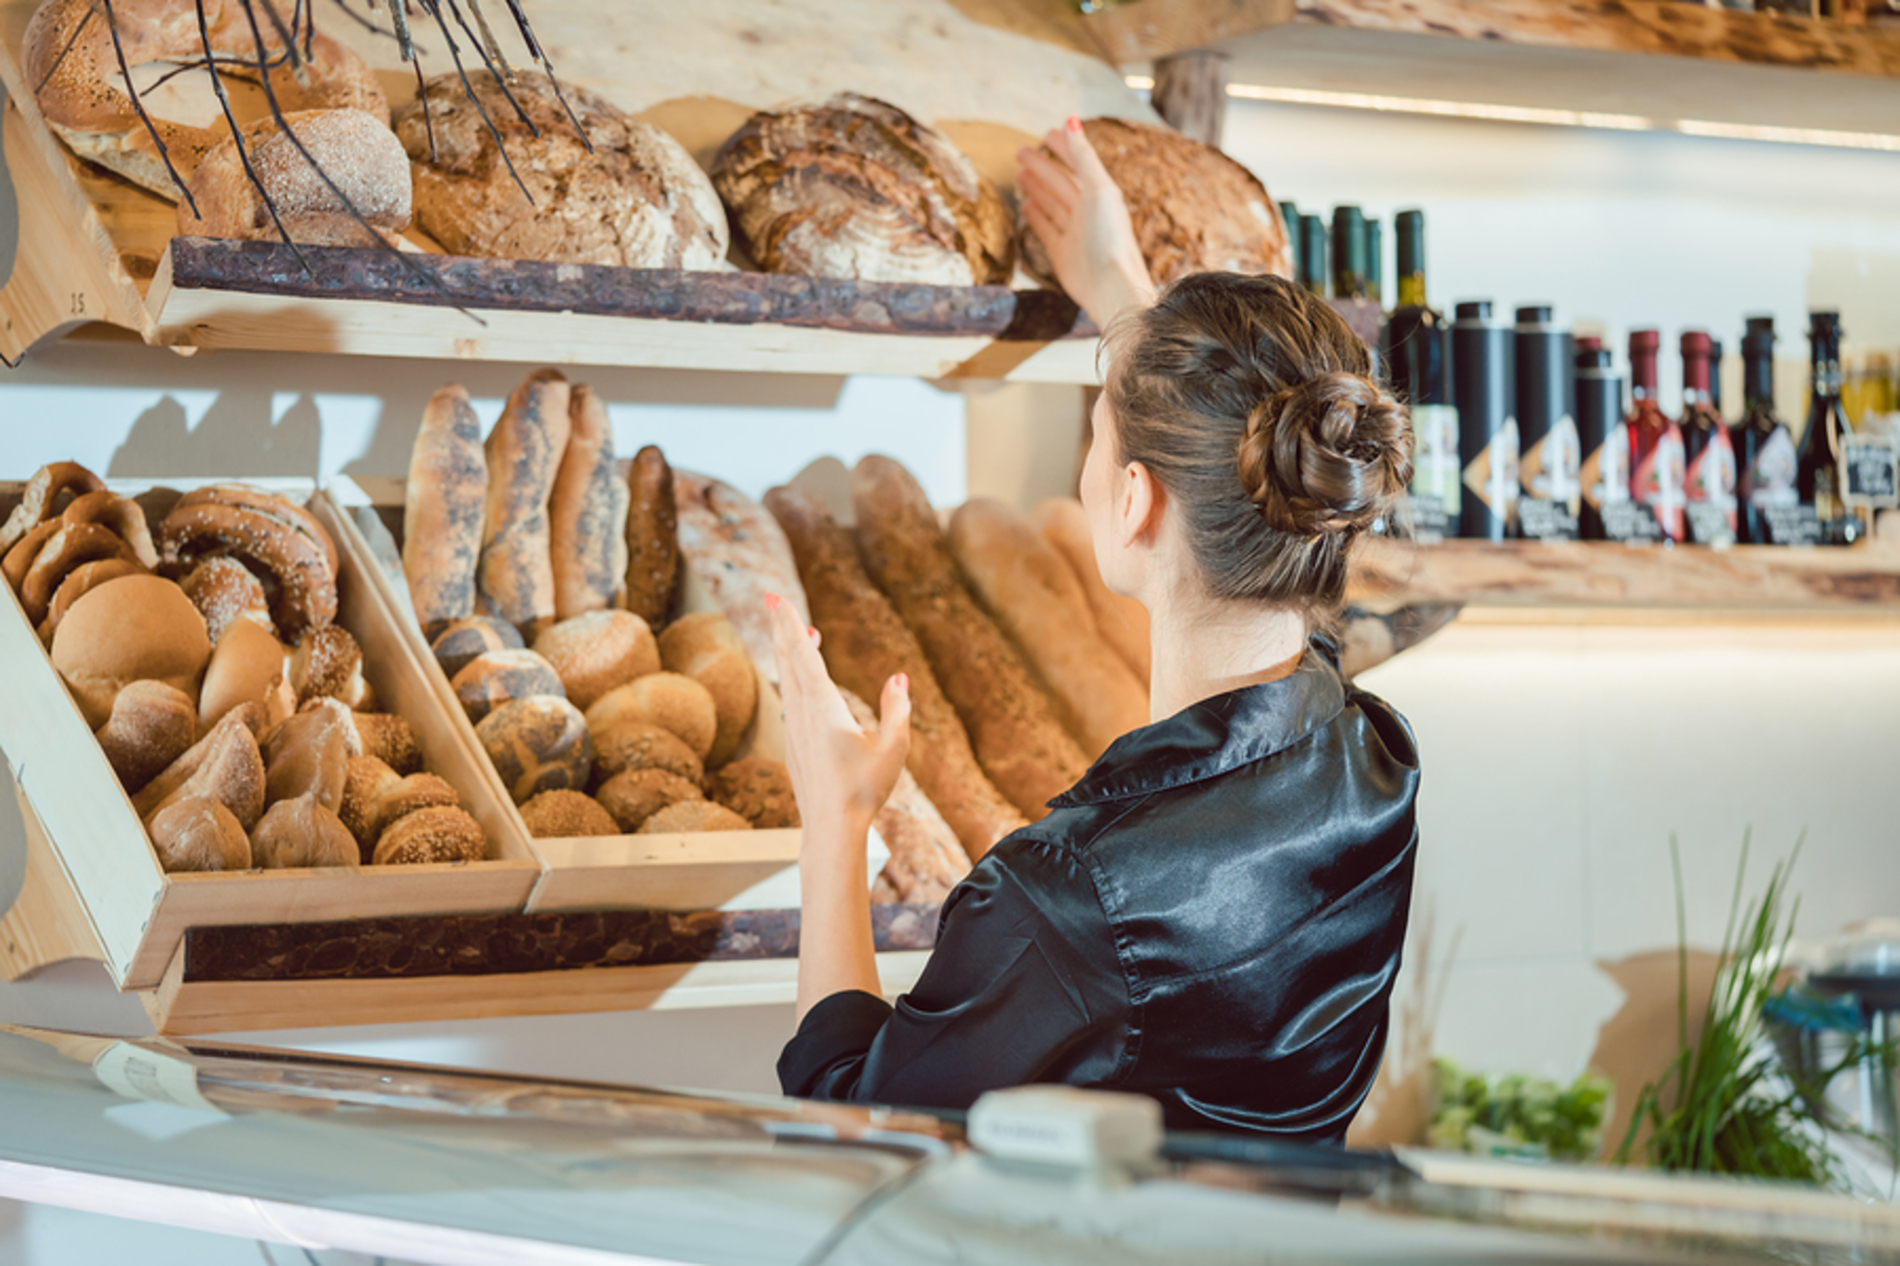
top-left (94, 680), bottom-right (197, 793)
top-left (0, 461), bottom-right (105, 557)
top-left (479, 369), bottom-right (571, 640)
top-left (351, 712), bottom-right (421, 775)
top-left (851, 457), bottom-right (1088, 821)
top-left (250, 795), bottom-right (359, 869)
top-left (549, 385), bottom-right (629, 621)
top-left (338, 755), bottom-right (461, 859)
top-left (451, 649), bottom-right (566, 723)
top-left (765, 485), bottom-right (1023, 860)
top-left (429, 616), bottom-right (525, 677)
top-left (839, 688), bottom-right (969, 905)
top-left (673, 472), bottom-right (807, 683)
top-left (39, 557), bottom-right (146, 645)
top-left (622, 445), bottom-right (680, 629)
top-left (949, 498), bottom-right (1149, 759)
top-left (405, 384), bottom-right (489, 638)
top-left (657, 612), bottom-right (756, 767)
top-left (476, 695), bottom-right (593, 804)
top-left (519, 789), bottom-right (619, 839)
top-left (198, 619), bottom-right (288, 730)
top-left (261, 698), bottom-right (362, 812)
top-left (640, 800), bottom-right (751, 834)
top-left (156, 486), bottom-right (338, 645)
top-left (533, 609), bottom-right (658, 711)
top-left (1034, 498), bottom-right (1150, 686)
top-left (596, 768), bottom-right (702, 832)
top-left (706, 758), bottom-right (798, 829)
top-left (584, 672), bottom-right (717, 763)
top-left (179, 557), bottom-right (274, 646)
top-left (50, 574), bottom-right (211, 728)
top-left (590, 721), bottom-right (704, 788)
top-left (178, 109), bottom-right (411, 247)
top-left (373, 805), bottom-right (486, 865)
top-left (133, 710), bottom-right (266, 830)
top-left (146, 796), bottom-right (251, 874)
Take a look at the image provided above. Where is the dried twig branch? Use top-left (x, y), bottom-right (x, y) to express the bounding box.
top-left (33, 0), bottom-right (96, 95)
top-left (195, 0), bottom-right (313, 278)
top-left (414, 0), bottom-right (534, 202)
top-left (440, 0), bottom-right (537, 133)
top-left (498, 0), bottom-right (589, 152)
top-left (100, 0), bottom-right (200, 215)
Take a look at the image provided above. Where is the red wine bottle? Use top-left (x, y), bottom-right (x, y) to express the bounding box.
top-left (1331, 205), bottom-right (1369, 300)
top-left (1795, 310), bottom-right (1858, 543)
top-left (1381, 210), bottom-right (1458, 542)
top-left (1680, 331), bottom-right (1738, 545)
top-left (1627, 329), bottom-right (1685, 543)
top-left (1737, 317), bottom-right (1798, 544)
top-left (1299, 215), bottom-right (1329, 297)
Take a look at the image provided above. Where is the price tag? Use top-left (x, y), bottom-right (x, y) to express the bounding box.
top-left (1843, 436), bottom-right (1899, 509)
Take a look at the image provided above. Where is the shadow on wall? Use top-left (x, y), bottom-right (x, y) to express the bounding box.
top-left (1346, 901), bottom-right (1462, 1149)
top-left (110, 391), bottom-right (322, 480)
top-left (1589, 948), bottom-right (1720, 1164)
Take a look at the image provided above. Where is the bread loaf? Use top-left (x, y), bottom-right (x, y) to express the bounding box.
top-left (765, 485), bottom-right (1023, 860)
top-left (250, 795), bottom-right (359, 869)
top-left (519, 789), bottom-right (618, 839)
top-left (404, 384), bottom-right (488, 638)
top-left (949, 498), bottom-right (1148, 759)
top-left (674, 472), bottom-right (808, 683)
top-left (476, 695), bottom-right (592, 804)
top-left (198, 619), bottom-right (288, 730)
top-left (596, 768), bottom-right (701, 832)
top-left (479, 369), bottom-right (570, 640)
top-left (429, 616), bottom-right (524, 677)
top-left (533, 609), bottom-right (658, 711)
top-left (50, 574), bottom-right (211, 728)
top-left (146, 796), bottom-right (251, 873)
top-left (178, 108), bottom-right (410, 247)
top-left (622, 445), bottom-right (680, 629)
top-left (94, 680), bottom-right (197, 793)
top-left (656, 612), bottom-right (755, 767)
top-left (550, 385), bottom-right (629, 620)
top-left (1034, 498), bottom-right (1151, 686)
top-left (590, 721), bottom-right (704, 788)
top-left (133, 710), bottom-right (266, 830)
top-left (851, 457), bottom-right (1088, 821)
top-left (584, 673), bottom-right (717, 763)
top-left (450, 649), bottom-right (566, 723)
top-left (706, 759), bottom-right (798, 829)
top-left (840, 688), bottom-right (969, 904)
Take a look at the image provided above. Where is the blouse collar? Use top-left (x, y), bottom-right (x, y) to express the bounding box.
top-left (1048, 635), bottom-right (1347, 808)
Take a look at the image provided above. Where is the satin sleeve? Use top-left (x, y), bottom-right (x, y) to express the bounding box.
top-left (776, 837), bottom-right (1131, 1110)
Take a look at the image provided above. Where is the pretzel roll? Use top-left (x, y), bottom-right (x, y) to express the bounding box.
top-left (451, 649), bottom-right (566, 723)
top-left (590, 721), bottom-right (704, 788)
top-left (533, 609), bottom-right (658, 711)
top-left (17, 522), bottom-right (145, 624)
top-left (475, 695), bottom-right (592, 804)
top-left (584, 672), bottom-right (717, 763)
top-left (180, 109), bottom-right (412, 248)
top-left (24, 0), bottom-right (387, 200)
top-left (179, 557), bottom-right (275, 645)
top-left (289, 624), bottom-right (371, 708)
top-left (132, 710), bottom-right (266, 830)
top-left (250, 795), bottom-right (359, 870)
top-left (429, 616), bottom-right (525, 678)
top-left (55, 491), bottom-right (158, 567)
top-left (38, 557), bottom-right (147, 645)
top-left (405, 385), bottom-right (488, 639)
top-left (93, 680), bottom-right (197, 794)
top-left (146, 796), bottom-right (251, 874)
top-left (198, 618), bottom-right (288, 730)
top-left (656, 611), bottom-right (755, 767)
top-left (0, 462), bottom-right (105, 556)
top-left (596, 768), bottom-right (702, 833)
top-left (373, 805), bottom-right (486, 865)
top-left (519, 789), bottom-right (618, 839)
top-left (157, 499), bottom-right (336, 643)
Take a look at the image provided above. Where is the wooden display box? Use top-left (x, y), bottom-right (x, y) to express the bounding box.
top-left (0, 480), bottom-right (541, 995)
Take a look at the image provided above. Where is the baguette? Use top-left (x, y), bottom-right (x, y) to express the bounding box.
top-left (549, 384), bottom-right (629, 620)
top-left (622, 444), bottom-right (680, 629)
top-left (1034, 497), bottom-right (1151, 686)
top-left (478, 369), bottom-right (571, 640)
top-left (403, 385), bottom-right (488, 638)
top-left (950, 498), bottom-right (1149, 759)
top-left (851, 456), bottom-right (1088, 820)
top-left (766, 485), bottom-right (1024, 860)
top-left (840, 688), bottom-right (970, 903)
top-left (674, 471), bottom-right (807, 683)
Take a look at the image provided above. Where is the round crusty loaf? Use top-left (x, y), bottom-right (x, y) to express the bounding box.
top-left (146, 795), bottom-right (251, 873)
top-left (198, 618), bottom-right (288, 730)
top-left (584, 672), bottom-right (717, 762)
top-left (178, 109), bottom-right (411, 247)
top-left (373, 804), bottom-right (486, 865)
top-left (639, 799), bottom-right (752, 834)
top-left (657, 612), bottom-right (756, 768)
top-left (451, 649), bottom-right (567, 723)
top-left (93, 680), bottom-right (197, 794)
top-left (707, 758), bottom-right (799, 830)
top-left (430, 616), bottom-right (526, 677)
top-left (394, 71), bottom-right (728, 268)
top-left (712, 93), bottom-right (1012, 285)
top-left (533, 609), bottom-right (658, 712)
top-left (476, 695), bottom-right (593, 804)
top-left (1019, 117), bottom-right (1290, 290)
top-left (590, 721), bottom-right (704, 789)
top-left (518, 789), bottom-right (619, 839)
top-left (595, 768), bottom-right (702, 833)
top-left (51, 574), bottom-right (211, 728)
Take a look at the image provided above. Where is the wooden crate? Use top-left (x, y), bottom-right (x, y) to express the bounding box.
top-left (0, 479), bottom-right (541, 993)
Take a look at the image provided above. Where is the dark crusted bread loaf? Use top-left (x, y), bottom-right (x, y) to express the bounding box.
top-left (405, 384), bottom-right (488, 638)
top-left (1020, 117), bottom-right (1290, 289)
top-left (767, 484), bottom-right (1023, 860)
top-left (394, 71), bottom-right (728, 268)
top-left (479, 369), bottom-right (570, 641)
top-left (711, 93), bottom-right (1012, 286)
top-left (622, 445), bottom-right (681, 630)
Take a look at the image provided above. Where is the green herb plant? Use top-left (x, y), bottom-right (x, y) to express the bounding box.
top-left (1429, 1059), bottom-right (1612, 1161)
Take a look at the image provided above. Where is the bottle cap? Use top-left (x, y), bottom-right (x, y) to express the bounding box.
top-left (1629, 329), bottom-right (1661, 355)
top-left (1680, 330), bottom-right (1712, 358)
top-left (1809, 310), bottom-right (1843, 338)
top-left (1576, 346), bottom-right (1612, 371)
top-left (1396, 210), bottom-right (1424, 276)
top-left (1515, 305), bottom-right (1553, 325)
top-left (1454, 300), bottom-right (1493, 321)
top-left (1745, 316), bottom-right (1776, 337)
top-left (1575, 335), bottom-right (1603, 353)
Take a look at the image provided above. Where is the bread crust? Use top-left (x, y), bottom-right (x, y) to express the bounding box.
top-left (839, 688), bottom-right (969, 904)
top-left (94, 680), bottom-right (197, 794)
top-left (656, 612), bottom-right (755, 768)
top-left (1034, 498), bottom-right (1151, 686)
top-left (479, 370), bottom-right (570, 640)
top-left (178, 109), bottom-right (410, 246)
top-left (549, 385), bottom-right (629, 621)
top-left (622, 445), bottom-right (680, 629)
top-left (766, 484), bottom-right (1023, 860)
top-left (674, 471), bottom-right (807, 683)
top-left (405, 384), bottom-right (488, 638)
top-left (50, 573), bottom-right (211, 728)
top-left (0, 462), bottom-right (105, 556)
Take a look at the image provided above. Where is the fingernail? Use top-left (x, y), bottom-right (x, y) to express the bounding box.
top-left (807, 626), bottom-right (819, 639)
top-left (895, 672), bottom-right (909, 692)
top-left (1066, 115), bottom-right (1082, 133)
top-left (764, 593), bottom-right (781, 611)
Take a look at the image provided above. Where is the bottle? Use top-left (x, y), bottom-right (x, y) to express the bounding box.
top-left (1366, 218), bottom-right (1384, 309)
top-left (1299, 215), bottom-right (1328, 297)
top-left (1453, 300), bottom-right (1517, 541)
top-left (1866, 351), bottom-right (1896, 423)
top-left (1680, 331), bottom-right (1738, 545)
top-left (1381, 210), bottom-right (1458, 542)
top-left (1514, 306), bottom-right (1580, 540)
top-left (1331, 205), bottom-right (1369, 300)
top-left (1736, 316), bottom-right (1798, 544)
top-left (1576, 340), bottom-right (1631, 541)
top-left (1796, 310), bottom-right (1856, 542)
top-left (1627, 329), bottom-right (1685, 543)
top-left (1280, 200), bottom-right (1301, 280)
top-left (1708, 338), bottom-right (1726, 418)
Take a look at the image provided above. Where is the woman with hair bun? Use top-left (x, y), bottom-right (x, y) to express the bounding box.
top-left (766, 118), bottom-right (1419, 1142)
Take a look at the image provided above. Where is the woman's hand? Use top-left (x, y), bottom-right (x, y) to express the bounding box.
top-left (1016, 117), bottom-right (1157, 330)
top-left (767, 594), bottom-right (910, 840)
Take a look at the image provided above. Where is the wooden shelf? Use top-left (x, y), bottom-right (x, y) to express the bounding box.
top-left (1085, 0), bottom-right (1900, 144)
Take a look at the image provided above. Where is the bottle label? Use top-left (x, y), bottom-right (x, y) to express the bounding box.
top-left (1462, 416), bottom-right (1520, 524)
top-left (1763, 503), bottom-right (1827, 547)
top-left (1521, 413), bottom-right (1582, 508)
top-left (1745, 429), bottom-right (1799, 509)
top-left (1601, 501), bottom-right (1666, 543)
top-left (1843, 434), bottom-right (1900, 508)
top-left (1518, 498), bottom-right (1579, 541)
top-left (1633, 431), bottom-right (1686, 541)
top-left (1581, 420), bottom-right (1631, 510)
top-left (1684, 426), bottom-right (1738, 545)
top-left (1409, 403), bottom-right (1462, 519)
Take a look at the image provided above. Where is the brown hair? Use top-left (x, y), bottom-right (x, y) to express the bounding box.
top-left (1103, 272), bottom-right (1411, 623)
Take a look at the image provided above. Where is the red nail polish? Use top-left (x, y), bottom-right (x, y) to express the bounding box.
top-left (807, 626), bottom-right (819, 638)
top-left (895, 672), bottom-right (909, 691)
top-left (764, 593), bottom-right (780, 611)
top-left (1066, 115), bottom-right (1082, 133)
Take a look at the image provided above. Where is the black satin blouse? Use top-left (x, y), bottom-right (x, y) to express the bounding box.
top-left (778, 637), bottom-right (1420, 1142)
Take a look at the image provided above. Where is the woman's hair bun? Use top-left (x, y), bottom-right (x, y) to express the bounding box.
top-left (1237, 371), bottom-right (1412, 537)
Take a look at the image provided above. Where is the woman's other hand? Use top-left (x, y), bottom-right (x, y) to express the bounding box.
top-left (1017, 117), bottom-right (1157, 330)
top-left (767, 594), bottom-right (910, 839)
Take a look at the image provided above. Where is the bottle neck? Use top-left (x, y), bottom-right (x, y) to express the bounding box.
top-left (1812, 338), bottom-right (1843, 403)
top-left (1397, 272), bottom-right (1426, 309)
top-left (1631, 351), bottom-right (1659, 404)
top-left (1742, 351), bottom-right (1775, 412)
top-left (1682, 352), bottom-right (1711, 406)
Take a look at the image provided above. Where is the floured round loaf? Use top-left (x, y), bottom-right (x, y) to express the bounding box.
top-left (1019, 117), bottom-right (1290, 289)
top-left (394, 70), bottom-right (728, 268)
top-left (711, 93), bottom-right (1012, 286)
top-left (178, 109), bottom-right (411, 247)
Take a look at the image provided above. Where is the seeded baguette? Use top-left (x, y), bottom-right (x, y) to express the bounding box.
top-left (478, 369), bottom-right (570, 640)
top-left (549, 384), bottom-right (629, 621)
